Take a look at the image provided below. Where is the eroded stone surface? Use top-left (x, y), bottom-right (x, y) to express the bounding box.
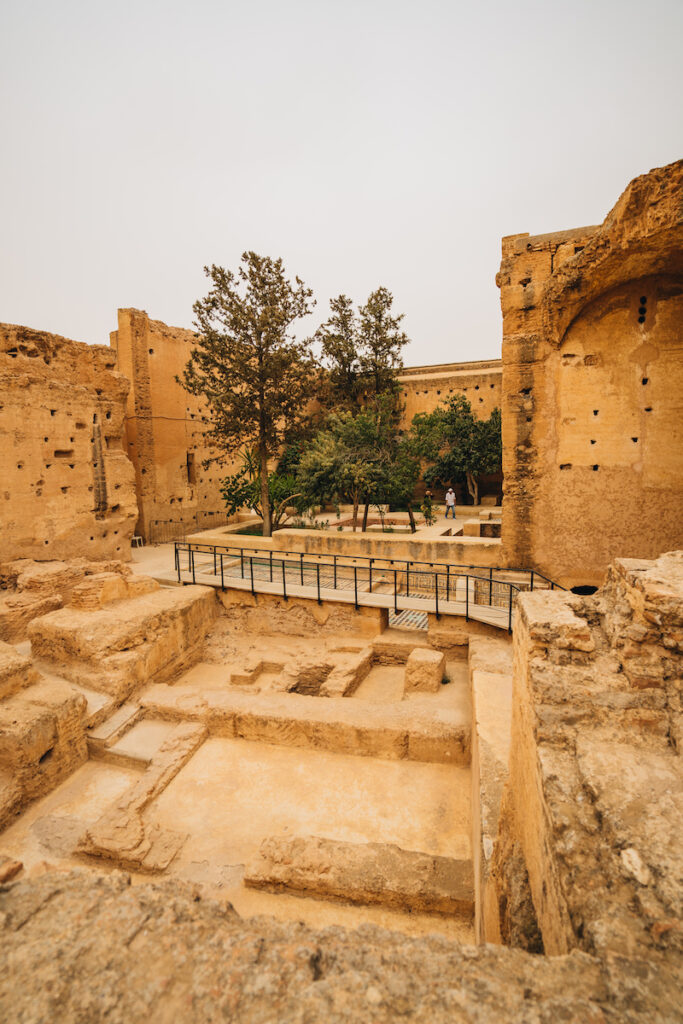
top-left (246, 835), bottom-right (474, 916)
top-left (0, 868), bottom-right (677, 1023)
top-left (404, 647), bottom-right (445, 694)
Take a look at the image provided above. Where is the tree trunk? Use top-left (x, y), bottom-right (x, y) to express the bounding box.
top-left (352, 493), bottom-right (359, 532)
top-left (260, 444), bottom-right (272, 537)
top-left (362, 502), bottom-right (370, 531)
top-left (407, 503), bottom-right (416, 534)
top-left (466, 470), bottom-right (479, 506)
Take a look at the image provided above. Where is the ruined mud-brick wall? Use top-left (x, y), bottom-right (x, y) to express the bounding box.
top-left (488, 551), bottom-right (682, 1020)
top-left (397, 358), bottom-right (502, 423)
top-left (111, 309), bottom-right (235, 542)
top-left (0, 325), bottom-right (137, 562)
top-left (498, 159), bottom-right (683, 587)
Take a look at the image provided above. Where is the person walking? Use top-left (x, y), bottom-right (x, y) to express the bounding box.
top-left (445, 487), bottom-right (456, 519)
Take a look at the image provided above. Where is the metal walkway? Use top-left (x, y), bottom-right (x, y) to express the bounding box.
top-left (174, 542), bottom-right (563, 634)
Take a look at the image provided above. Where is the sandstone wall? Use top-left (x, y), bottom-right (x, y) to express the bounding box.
top-left (397, 359), bottom-right (502, 425)
top-left (498, 160), bottom-right (683, 586)
top-left (110, 309), bottom-right (236, 542)
top-left (490, 550), bottom-right (682, 985)
top-left (0, 324), bottom-right (137, 562)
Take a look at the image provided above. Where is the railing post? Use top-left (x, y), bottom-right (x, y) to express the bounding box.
top-left (394, 569), bottom-right (398, 614)
top-left (282, 558), bottom-right (287, 601)
top-left (249, 555), bottom-right (255, 596)
top-left (435, 571), bottom-right (440, 620)
top-left (489, 567), bottom-right (493, 606)
top-left (530, 570), bottom-right (534, 592)
top-left (446, 564), bottom-right (450, 603)
top-left (191, 547), bottom-right (196, 585)
top-left (213, 548), bottom-right (217, 575)
top-left (269, 551), bottom-right (273, 582)
top-left (465, 574), bottom-right (469, 621)
top-left (188, 545), bottom-right (192, 572)
top-left (369, 558), bottom-right (373, 594)
top-left (240, 549), bottom-right (244, 579)
top-left (176, 544), bottom-right (181, 583)
top-left (354, 566), bottom-right (358, 609)
top-left (300, 552), bottom-right (304, 585)
top-left (508, 587), bottom-right (513, 633)
top-left (333, 554), bottom-right (337, 590)
top-left (220, 553), bottom-right (224, 590)
top-left (316, 563), bottom-right (321, 604)
top-left (406, 564), bottom-right (410, 597)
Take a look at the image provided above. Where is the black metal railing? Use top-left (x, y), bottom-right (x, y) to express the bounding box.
top-left (173, 541), bottom-right (564, 633)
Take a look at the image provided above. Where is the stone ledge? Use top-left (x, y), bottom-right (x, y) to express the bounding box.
top-left (245, 835), bottom-right (474, 917)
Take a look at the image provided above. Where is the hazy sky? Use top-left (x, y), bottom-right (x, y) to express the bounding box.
top-left (2, 0), bottom-right (682, 366)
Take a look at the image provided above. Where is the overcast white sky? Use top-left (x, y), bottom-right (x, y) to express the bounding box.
top-left (2, 0), bottom-right (682, 365)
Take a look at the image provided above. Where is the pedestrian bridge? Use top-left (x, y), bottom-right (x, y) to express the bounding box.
top-left (174, 542), bottom-right (563, 633)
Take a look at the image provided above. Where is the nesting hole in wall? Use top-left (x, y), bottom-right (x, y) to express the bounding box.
top-left (7, 348), bottom-right (18, 358)
top-left (520, 387), bottom-right (532, 396)
top-left (560, 464), bottom-right (572, 470)
top-left (590, 439), bottom-right (596, 445)
top-left (574, 245), bottom-right (584, 254)
top-left (632, 437), bottom-right (639, 443)
top-left (105, 410), bottom-right (111, 419)
top-left (61, 487), bottom-right (68, 494)
top-left (642, 377), bottom-right (649, 385)
top-left (593, 410), bottom-right (599, 416)
top-left (645, 407), bottom-right (653, 412)
top-left (76, 422), bottom-right (86, 429)
top-left (50, 409), bottom-right (56, 416)
top-left (148, 349), bottom-right (154, 355)
top-left (16, 462), bottom-right (24, 470)
top-left (54, 450), bottom-right (74, 459)
top-left (592, 465), bottom-right (599, 471)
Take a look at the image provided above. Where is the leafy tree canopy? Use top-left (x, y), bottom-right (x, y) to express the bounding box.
top-left (410, 395), bottom-right (502, 505)
top-left (316, 287), bottom-right (409, 410)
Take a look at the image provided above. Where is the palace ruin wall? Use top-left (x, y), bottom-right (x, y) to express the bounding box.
top-left (0, 324), bottom-right (137, 564)
top-left (498, 158), bottom-right (683, 588)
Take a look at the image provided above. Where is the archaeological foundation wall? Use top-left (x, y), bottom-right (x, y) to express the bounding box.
top-left (110, 308), bottom-right (236, 543)
top-left (0, 324), bottom-right (138, 563)
top-left (498, 160), bottom-right (683, 587)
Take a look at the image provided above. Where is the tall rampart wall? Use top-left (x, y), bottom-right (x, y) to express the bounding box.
top-left (110, 309), bottom-right (235, 542)
top-left (0, 324), bottom-right (137, 562)
top-left (498, 159), bottom-right (683, 587)
top-left (397, 359), bottom-right (502, 425)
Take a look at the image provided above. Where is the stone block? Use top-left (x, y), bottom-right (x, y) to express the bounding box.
top-left (404, 648), bottom-right (445, 694)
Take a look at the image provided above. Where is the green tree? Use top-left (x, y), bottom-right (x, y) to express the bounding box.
top-left (357, 286), bottom-right (409, 401)
top-left (220, 449), bottom-right (310, 530)
top-left (180, 253), bottom-right (317, 536)
top-left (317, 287), bottom-right (409, 410)
top-left (316, 294), bottom-right (361, 409)
top-left (411, 396), bottom-right (502, 505)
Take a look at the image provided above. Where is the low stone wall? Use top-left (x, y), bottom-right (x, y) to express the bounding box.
top-left (188, 525), bottom-right (503, 569)
top-left (217, 589), bottom-right (387, 638)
